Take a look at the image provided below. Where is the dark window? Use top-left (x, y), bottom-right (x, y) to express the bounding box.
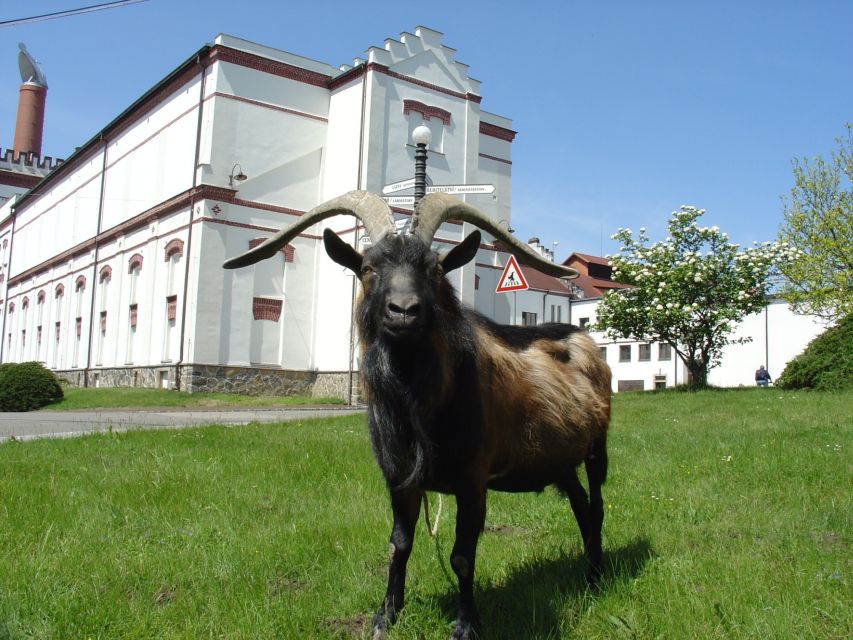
top-left (658, 344), bottom-right (672, 361)
top-left (638, 343), bottom-right (651, 361)
top-left (619, 345), bottom-right (631, 362)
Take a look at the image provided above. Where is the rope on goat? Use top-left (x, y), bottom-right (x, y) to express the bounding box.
top-left (422, 491), bottom-right (443, 537)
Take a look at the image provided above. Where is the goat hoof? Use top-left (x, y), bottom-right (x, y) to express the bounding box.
top-left (451, 620), bottom-right (480, 640)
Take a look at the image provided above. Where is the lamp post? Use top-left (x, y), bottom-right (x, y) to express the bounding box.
top-left (412, 124), bottom-right (431, 207)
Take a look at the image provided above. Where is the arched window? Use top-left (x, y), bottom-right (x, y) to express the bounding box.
top-left (163, 239), bottom-right (184, 261)
top-left (128, 253), bottom-right (143, 273)
top-left (248, 238), bottom-right (295, 262)
top-left (99, 265), bottom-right (113, 283)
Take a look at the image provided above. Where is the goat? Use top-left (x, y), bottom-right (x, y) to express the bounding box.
top-left (224, 191), bottom-right (611, 640)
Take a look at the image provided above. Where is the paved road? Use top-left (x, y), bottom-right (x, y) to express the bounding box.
top-left (0, 406), bottom-right (365, 442)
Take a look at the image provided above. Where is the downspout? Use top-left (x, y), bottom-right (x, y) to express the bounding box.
top-left (764, 303), bottom-right (770, 373)
top-left (0, 209), bottom-right (17, 363)
top-left (83, 133), bottom-right (109, 386)
top-left (347, 66), bottom-right (369, 406)
top-left (174, 54), bottom-right (207, 391)
top-left (542, 290), bottom-right (549, 324)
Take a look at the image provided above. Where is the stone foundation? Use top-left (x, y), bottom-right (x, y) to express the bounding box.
top-left (55, 364), bottom-right (360, 402)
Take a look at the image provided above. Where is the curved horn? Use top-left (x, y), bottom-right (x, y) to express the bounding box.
top-left (411, 192), bottom-right (579, 279)
top-left (223, 190), bottom-right (395, 269)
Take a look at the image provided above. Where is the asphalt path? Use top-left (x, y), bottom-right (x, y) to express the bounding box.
top-left (0, 406), bottom-right (365, 442)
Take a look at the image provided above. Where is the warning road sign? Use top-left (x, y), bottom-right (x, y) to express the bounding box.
top-left (496, 255), bottom-right (529, 293)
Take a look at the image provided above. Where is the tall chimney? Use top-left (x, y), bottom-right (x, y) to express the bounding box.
top-left (12, 43), bottom-right (48, 159)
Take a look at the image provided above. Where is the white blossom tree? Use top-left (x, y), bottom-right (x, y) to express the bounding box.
top-left (595, 206), bottom-right (797, 389)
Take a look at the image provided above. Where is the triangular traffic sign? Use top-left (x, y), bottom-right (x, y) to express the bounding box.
top-left (496, 255), bottom-right (529, 293)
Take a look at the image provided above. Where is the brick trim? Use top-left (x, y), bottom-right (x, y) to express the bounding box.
top-left (208, 46), bottom-right (331, 88)
top-left (36, 289), bottom-right (45, 303)
top-left (128, 253), bottom-right (143, 273)
top-left (480, 121), bottom-right (517, 142)
top-left (129, 303), bottom-right (138, 328)
top-left (166, 295), bottom-right (177, 321)
top-left (253, 296), bottom-right (283, 322)
top-left (55, 283), bottom-right (64, 297)
top-left (403, 100), bottom-right (451, 125)
top-left (164, 238), bottom-right (184, 260)
top-left (75, 275), bottom-right (86, 291)
top-left (479, 152), bottom-right (512, 165)
top-left (99, 265), bottom-right (112, 282)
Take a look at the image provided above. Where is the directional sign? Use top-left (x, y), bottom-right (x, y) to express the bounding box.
top-left (426, 184), bottom-right (495, 195)
top-left (496, 255), bottom-right (529, 293)
top-left (382, 196), bottom-right (416, 206)
top-left (381, 178), bottom-right (416, 194)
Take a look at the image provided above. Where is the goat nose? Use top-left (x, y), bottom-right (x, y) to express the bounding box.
top-left (387, 299), bottom-right (421, 318)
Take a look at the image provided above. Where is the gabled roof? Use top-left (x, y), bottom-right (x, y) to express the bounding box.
top-left (524, 267), bottom-right (572, 294)
top-left (565, 252), bottom-right (610, 267)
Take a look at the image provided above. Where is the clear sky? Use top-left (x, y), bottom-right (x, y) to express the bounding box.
top-left (1, 0), bottom-right (850, 259)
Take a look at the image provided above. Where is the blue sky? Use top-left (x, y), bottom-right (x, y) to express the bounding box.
top-left (2, 0), bottom-right (850, 258)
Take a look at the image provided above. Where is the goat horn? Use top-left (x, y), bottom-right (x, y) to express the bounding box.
top-left (223, 190), bottom-right (396, 269)
top-left (411, 193), bottom-right (580, 279)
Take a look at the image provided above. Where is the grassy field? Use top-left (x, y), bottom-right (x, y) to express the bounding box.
top-left (1, 389), bottom-right (849, 639)
top-left (41, 386), bottom-right (344, 411)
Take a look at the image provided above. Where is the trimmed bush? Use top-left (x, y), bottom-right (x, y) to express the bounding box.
top-left (776, 314), bottom-right (853, 390)
top-left (0, 361), bottom-right (64, 412)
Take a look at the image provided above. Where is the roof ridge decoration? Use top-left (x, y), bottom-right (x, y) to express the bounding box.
top-left (352, 26), bottom-right (481, 98)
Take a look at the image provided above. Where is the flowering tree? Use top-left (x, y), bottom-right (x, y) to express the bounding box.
top-left (595, 206), bottom-right (795, 389)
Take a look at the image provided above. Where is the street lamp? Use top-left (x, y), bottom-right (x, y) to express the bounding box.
top-left (412, 124), bottom-right (431, 206)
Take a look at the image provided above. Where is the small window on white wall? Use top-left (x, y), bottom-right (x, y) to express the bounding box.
top-left (403, 100), bottom-right (450, 153)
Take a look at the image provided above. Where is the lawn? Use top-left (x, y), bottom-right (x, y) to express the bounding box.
top-left (42, 386), bottom-right (344, 411)
top-left (1, 389), bottom-right (849, 639)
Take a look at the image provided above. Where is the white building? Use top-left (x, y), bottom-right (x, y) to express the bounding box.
top-left (0, 28), bottom-right (829, 399)
top-left (0, 28), bottom-right (532, 398)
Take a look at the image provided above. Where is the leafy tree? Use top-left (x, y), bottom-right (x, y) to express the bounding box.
top-left (775, 313), bottom-right (853, 391)
top-left (778, 125), bottom-right (853, 321)
top-left (596, 206), bottom-right (793, 389)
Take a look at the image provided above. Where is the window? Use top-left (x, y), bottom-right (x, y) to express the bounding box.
top-left (126, 304), bottom-right (137, 364)
top-left (522, 312), bottom-right (538, 326)
top-left (619, 345), bottom-right (632, 362)
top-left (550, 304), bottom-right (562, 323)
top-left (599, 346), bottom-right (607, 361)
top-left (654, 374), bottom-right (667, 390)
top-left (658, 343), bottom-right (672, 361)
top-left (579, 317), bottom-right (590, 331)
top-left (404, 100), bottom-right (450, 153)
top-left (638, 343), bottom-right (651, 361)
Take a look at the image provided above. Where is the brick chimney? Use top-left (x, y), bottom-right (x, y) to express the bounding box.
top-left (12, 43), bottom-right (48, 159)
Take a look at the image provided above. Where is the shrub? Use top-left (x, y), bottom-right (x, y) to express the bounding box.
top-left (0, 361), bottom-right (64, 412)
top-left (775, 314), bottom-right (853, 390)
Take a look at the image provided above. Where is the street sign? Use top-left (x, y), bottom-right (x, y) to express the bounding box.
top-left (496, 255), bottom-right (529, 293)
top-left (381, 178), bottom-right (416, 194)
top-left (383, 196), bottom-right (416, 206)
top-left (426, 184), bottom-right (495, 195)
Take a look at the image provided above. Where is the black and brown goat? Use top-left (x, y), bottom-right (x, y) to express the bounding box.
top-left (224, 191), bottom-right (611, 640)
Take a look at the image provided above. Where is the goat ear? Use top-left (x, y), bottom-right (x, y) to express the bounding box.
top-left (323, 228), bottom-right (363, 273)
top-left (441, 230), bottom-right (481, 273)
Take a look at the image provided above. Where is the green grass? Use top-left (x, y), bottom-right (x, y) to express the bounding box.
top-left (1, 389), bottom-right (850, 639)
top-left (42, 386), bottom-right (344, 411)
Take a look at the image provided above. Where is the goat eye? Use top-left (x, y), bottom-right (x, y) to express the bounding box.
top-left (361, 265), bottom-right (375, 277)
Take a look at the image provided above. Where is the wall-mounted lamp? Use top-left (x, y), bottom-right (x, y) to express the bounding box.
top-left (498, 219), bottom-right (515, 234)
top-left (229, 163), bottom-right (248, 188)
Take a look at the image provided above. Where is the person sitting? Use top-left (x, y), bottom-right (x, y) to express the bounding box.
top-left (755, 365), bottom-right (772, 387)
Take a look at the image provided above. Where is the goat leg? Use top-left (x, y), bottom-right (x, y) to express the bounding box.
top-left (372, 488), bottom-right (422, 638)
top-left (450, 485), bottom-right (486, 640)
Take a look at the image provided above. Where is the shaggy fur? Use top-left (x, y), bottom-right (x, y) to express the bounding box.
top-left (323, 228), bottom-right (611, 640)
